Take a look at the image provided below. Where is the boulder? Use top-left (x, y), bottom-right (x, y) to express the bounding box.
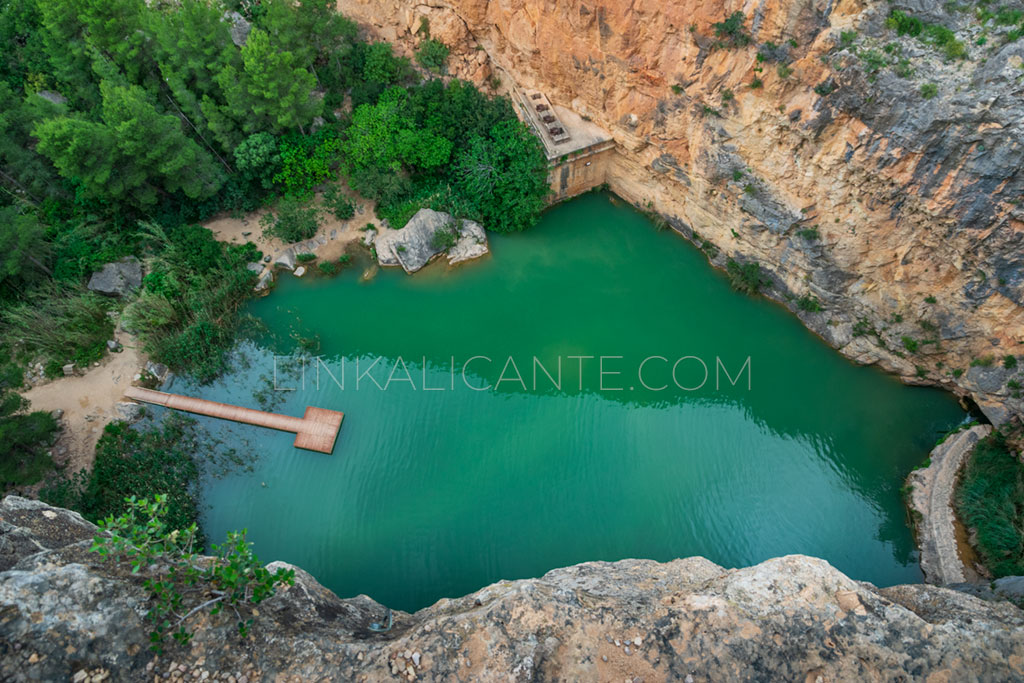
top-left (114, 402), bottom-right (142, 422)
top-left (294, 266), bottom-right (307, 278)
top-left (224, 11), bottom-right (251, 47)
top-left (374, 209), bottom-right (489, 273)
top-left (246, 262), bottom-right (264, 274)
top-left (255, 269), bottom-right (274, 292)
top-left (106, 340), bottom-right (121, 353)
top-left (61, 363), bottom-right (74, 377)
top-left (145, 361), bottom-right (168, 381)
top-left (87, 257), bottom-right (142, 297)
top-left (274, 249), bottom-right (296, 270)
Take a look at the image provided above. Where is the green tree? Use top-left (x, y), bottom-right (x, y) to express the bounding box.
top-left (217, 28), bottom-right (321, 135)
top-left (415, 39), bottom-right (449, 73)
top-left (0, 355), bottom-right (57, 488)
top-left (343, 87), bottom-right (451, 173)
top-left (0, 83), bottom-right (67, 205)
top-left (233, 132), bottom-right (281, 189)
top-left (0, 206), bottom-right (50, 292)
top-left (34, 81), bottom-right (224, 206)
top-left (453, 120), bottom-right (549, 233)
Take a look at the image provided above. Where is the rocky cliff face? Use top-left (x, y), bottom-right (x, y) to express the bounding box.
top-left (3, 496), bottom-right (1024, 681)
top-left (337, 0), bottom-right (1024, 422)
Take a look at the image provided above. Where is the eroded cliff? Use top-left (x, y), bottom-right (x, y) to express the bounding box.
top-left (2, 496), bottom-right (1024, 681)
top-left (337, 0), bottom-right (1024, 422)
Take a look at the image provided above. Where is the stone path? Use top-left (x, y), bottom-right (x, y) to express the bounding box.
top-left (906, 424), bottom-right (992, 584)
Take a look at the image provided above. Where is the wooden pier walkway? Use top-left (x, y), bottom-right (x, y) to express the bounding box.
top-left (123, 387), bottom-right (344, 454)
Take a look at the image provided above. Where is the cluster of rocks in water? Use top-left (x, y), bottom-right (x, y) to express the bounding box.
top-left (2, 496), bottom-right (1023, 681)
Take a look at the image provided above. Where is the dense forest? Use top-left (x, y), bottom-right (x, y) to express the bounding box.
top-left (0, 0), bottom-right (550, 492)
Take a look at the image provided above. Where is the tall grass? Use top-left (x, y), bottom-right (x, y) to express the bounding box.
top-left (1, 283), bottom-right (113, 368)
top-left (956, 430), bottom-right (1024, 577)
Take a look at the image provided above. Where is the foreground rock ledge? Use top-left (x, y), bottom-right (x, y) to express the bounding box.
top-left (1, 497), bottom-right (1023, 681)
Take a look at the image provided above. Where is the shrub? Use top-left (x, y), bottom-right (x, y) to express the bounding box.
top-left (272, 130), bottom-right (341, 198)
top-left (323, 185), bottom-right (356, 220)
top-left (750, 77), bottom-right (763, 88)
top-left (712, 12), bottom-right (751, 47)
top-left (919, 83), bottom-right (938, 99)
top-left (796, 227), bottom-right (820, 240)
top-left (261, 199), bottom-right (321, 243)
top-left (776, 64), bottom-right (793, 78)
top-left (0, 356), bottom-right (58, 489)
top-left (295, 253), bottom-right (317, 263)
top-left (720, 88), bottom-right (734, 102)
top-left (888, 11), bottom-right (923, 37)
top-left (971, 355), bottom-right (995, 367)
top-left (1004, 355), bottom-right (1018, 369)
top-left (814, 82), bottom-right (836, 96)
top-left (732, 170), bottom-right (744, 181)
top-left (797, 295), bottom-right (822, 312)
top-left (955, 430), bottom-right (1024, 577)
top-left (317, 261), bottom-right (339, 276)
top-left (1, 283), bottom-right (113, 367)
top-left (671, 84), bottom-right (684, 94)
top-left (840, 30), bottom-right (858, 47)
top-left (902, 336), bottom-right (919, 353)
top-left (430, 222), bottom-right (460, 251)
top-left (90, 495), bottom-right (295, 651)
top-left (338, 254), bottom-right (352, 266)
top-left (233, 133), bottom-right (281, 190)
top-left (726, 258), bottom-right (770, 295)
top-left (925, 295), bottom-right (937, 303)
top-left (416, 39), bottom-right (450, 73)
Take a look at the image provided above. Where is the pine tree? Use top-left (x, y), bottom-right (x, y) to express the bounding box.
top-left (217, 28), bottom-right (321, 135)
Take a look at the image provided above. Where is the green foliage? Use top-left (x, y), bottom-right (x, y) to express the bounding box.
top-left (295, 252), bottom-right (317, 263)
top-left (797, 295), bottom-right (822, 312)
top-left (323, 184), bottom-right (355, 220)
top-left (887, 11), bottom-right (923, 37)
top-left (272, 129), bottom-right (340, 198)
top-left (362, 42), bottom-right (414, 86)
top-left (123, 224), bottom-right (259, 383)
top-left (971, 355), bottom-right (995, 367)
top-left (671, 84), bottom-right (684, 94)
top-left (901, 336), bottom-right (919, 353)
top-left (1004, 355), bottom-right (1018, 370)
top-left (43, 416), bottom-right (200, 533)
top-left (0, 354), bottom-right (57, 489)
top-left (732, 170), bottom-right (744, 182)
top-left (431, 221), bottom-right (460, 251)
top-left (750, 77), bottom-right (763, 89)
top-left (840, 30), bottom-right (858, 47)
top-left (796, 227), bottom-right (820, 240)
top-left (1, 283), bottom-right (112, 366)
top-left (260, 198), bottom-right (321, 243)
top-left (726, 258), bottom-right (769, 295)
top-left (919, 83), bottom-right (938, 99)
top-left (217, 28), bottom-right (322, 135)
top-left (814, 82), bottom-right (836, 96)
top-left (0, 205), bottom-right (50, 294)
top-left (887, 11), bottom-right (966, 60)
top-left (776, 64), bottom-right (793, 79)
top-left (956, 430), bottom-right (1024, 577)
top-left (712, 12), bottom-right (751, 48)
top-left (416, 39), bottom-right (450, 73)
top-left (924, 295), bottom-right (937, 304)
top-left (233, 133), bottom-right (282, 190)
top-left (317, 261), bottom-right (338, 276)
top-left (90, 495), bottom-right (295, 651)
top-left (453, 120), bottom-right (550, 233)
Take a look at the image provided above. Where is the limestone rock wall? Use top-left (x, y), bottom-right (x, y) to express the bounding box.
top-left (2, 496), bottom-right (1024, 681)
top-left (337, 0), bottom-right (1024, 422)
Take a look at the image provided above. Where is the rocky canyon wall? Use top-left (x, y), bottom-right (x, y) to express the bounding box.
top-left (338, 0), bottom-right (1024, 423)
top-left (3, 496), bottom-right (1024, 681)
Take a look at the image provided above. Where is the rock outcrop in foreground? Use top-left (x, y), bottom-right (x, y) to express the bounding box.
top-left (2, 497), bottom-right (1024, 681)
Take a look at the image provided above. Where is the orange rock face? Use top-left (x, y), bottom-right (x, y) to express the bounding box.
top-left (338, 0), bottom-right (1024, 420)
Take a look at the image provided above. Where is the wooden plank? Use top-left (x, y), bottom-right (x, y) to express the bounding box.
top-left (123, 387), bottom-right (343, 454)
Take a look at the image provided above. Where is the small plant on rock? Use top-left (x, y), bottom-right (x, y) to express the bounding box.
top-left (91, 495), bottom-right (294, 652)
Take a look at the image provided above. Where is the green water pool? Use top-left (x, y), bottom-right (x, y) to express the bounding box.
top-left (182, 192), bottom-right (965, 612)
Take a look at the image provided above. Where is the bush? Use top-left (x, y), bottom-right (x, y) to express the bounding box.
top-left (919, 83), bottom-right (938, 99)
top-left (797, 295), bottom-right (822, 312)
top-left (233, 133), bottom-right (282, 190)
top-left (90, 495), bottom-right (295, 651)
top-left (796, 227), bottom-right (820, 240)
top-left (272, 130), bottom-right (341, 198)
top-left (295, 252), bottom-right (317, 263)
top-left (416, 39), bottom-right (450, 73)
top-left (712, 12), bottom-right (751, 47)
top-left (902, 336), bottom-right (919, 353)
top-left (776, 64), bottom-right (793, 79)
top-left (956, 430), bottom-right (1024, 577)
top-left (322, 184), bottom-right (356, 220)
top-left (1004, 355), bottom-right (1018, 370)
top-left (726, 258), bottom-right (770, 295)
top-left (0, 356), bottom-right (58, 489)
top-left (42, 415), bottom-right (201, 533)
top-left (261, 199), bottom-right (321, 243)
top-left (1, 283), bottom-right (113, 367)
top-left (317, 261), bottom-right (338, 276)
top-left (887, 11), bottom-right (923, 37)
top-left (431, 221), bottom-right (460, 251)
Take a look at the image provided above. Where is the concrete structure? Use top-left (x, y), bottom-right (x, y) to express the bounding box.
top-left (515, 88), bottom-right (616, 200)
top-left (123, 387), bottom-right (343, 454)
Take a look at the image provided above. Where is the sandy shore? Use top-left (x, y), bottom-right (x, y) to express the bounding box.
top-left (20, 336), bottom-right (147, 481)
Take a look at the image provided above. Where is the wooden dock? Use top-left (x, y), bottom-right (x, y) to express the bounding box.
top-left (123, 387), bottom-right (344, 454)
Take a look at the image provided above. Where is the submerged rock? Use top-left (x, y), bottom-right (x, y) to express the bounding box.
top-left (374, 208), bottom-right (489, 273)
top-left (2, 496), bottom-right (1023, 681)
top-left (87, 257), bottom-right (142, 297)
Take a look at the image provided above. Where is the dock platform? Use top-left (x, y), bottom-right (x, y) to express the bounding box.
top-left (123, 387), bottom-right (343, 454)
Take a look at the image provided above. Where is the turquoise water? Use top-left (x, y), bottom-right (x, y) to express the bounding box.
top-left (183, 192), bottom-right (965, 612)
